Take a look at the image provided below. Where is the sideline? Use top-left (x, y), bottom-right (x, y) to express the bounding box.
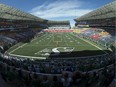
top-left (9, 43), bottom-right (27, 54)
top-left (8, 53), bottom-right (46, 59)
top-left (71, 33), bottom-right (108, 54)
top-left (9, 33), bottom-right (48, 54)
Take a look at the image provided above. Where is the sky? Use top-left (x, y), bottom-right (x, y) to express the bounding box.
top-left (0, 0), bottom-right (114, 27)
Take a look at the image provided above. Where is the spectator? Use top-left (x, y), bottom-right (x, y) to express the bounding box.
top-left (61, 72), bottom-right (72, 87)
top-left (41, 75), bottom-right (51, 87)
top-left (51, 76), bottom-right (60, 87)
top-left (31, 73), bottom-right (42, 87)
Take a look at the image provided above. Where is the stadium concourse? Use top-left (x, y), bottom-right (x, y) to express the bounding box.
top-left (0, 1), bottom-right (116, 87)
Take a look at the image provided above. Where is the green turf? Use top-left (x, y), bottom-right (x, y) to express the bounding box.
top-left (8, 32), bottom-right (109, 59)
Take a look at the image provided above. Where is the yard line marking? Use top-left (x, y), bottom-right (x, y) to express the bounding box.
top-left (9, 53), bottom-right (46, 59)
top-left (24, 45), bottom-right (92, 47)
top-left (47, 33), bottom-right (54, 46)
top-left (66, 33), bottom-right (79, 45)
top-left (39, 34), bottom-right (52, 44)
top-left (34, 34), bottom-right (54, 55)
top-left (31, 33), bottom-right (48, 42)
top-left (9, 43), bottom-right (27, 54)
top-left (71, 33), bottom-right (108, 54)
top-left (63, 33), bottom-right (68, 46)
top-left (9, 33), bottom-right (48, 54)
top-left (29, 33), bottom-right (52, 46)
top-left (60, 33), bottom-right (63, 44)
top-left (53, 33), bottom-right (62, 42)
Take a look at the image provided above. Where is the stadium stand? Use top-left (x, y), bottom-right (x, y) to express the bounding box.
top-left (74, 1), bottom-right (116, 36)
top-left (46, 20), bottom-right (71, 29)
top-left (0, 1), bottom-right (115, 87)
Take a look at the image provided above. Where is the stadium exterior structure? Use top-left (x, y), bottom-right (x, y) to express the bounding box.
top-left (74, 1), bottom-right (116, 36)
top-left (0, 2), bottom-right (115, 87)
top-left (0, 1), bottom-right (115, 55)
top-left (0, 3), bottom-right (71, 30)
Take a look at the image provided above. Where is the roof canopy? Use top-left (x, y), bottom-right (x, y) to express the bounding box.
top-left (75, 1), bottom-right (116, 21)
top-left (0, 3), bottom-right (46, 22)
top-left (0, 3), bottom-right (70, 24)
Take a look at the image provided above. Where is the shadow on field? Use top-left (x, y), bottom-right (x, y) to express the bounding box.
top-left (48, 50), bottom-right (112, 59)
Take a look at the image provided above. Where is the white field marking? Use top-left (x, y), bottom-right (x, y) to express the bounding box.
top-left (53, 33), bottom-right (62, 42)
top-left (46, 34), bottom-right (54, 46)
top-left (10, 34), bottom-right (61, 58)
top-left (31, 37), bottom-right (40, 42)
top-left (43, 35), bottom-right (51, 40)
top-left (9, 43), bottom-right (27, 54)
top-left (30, 34), bottom-right (48, 45)
top-left (8, 53), bottom-right (46, 59)
top-left (63, 34), bottom-right (68, 46)
top-left (65, 34), bottom-right (72, 45)
top-left (66, 33), bottom-right (78, 45)
top-left (39, 34), bottom-right (51, 43)
top-left (9, 49), bottom-right (108, 60)
top-left (61, 33), bottom-right (63, 43)
top-left (52, 48), bottom-right (60, 54)
top-left (35, 33), bottom-right (64, 55)
top-left (71, 33), bottom-right (108, 54)
top-left (24, 45), bottom-right (92, 47)
top-left (9, 33), bottom-right (48, 54)
top-left (68, 33), bottom-right (78, 42)
top-left (35, 48), bottom-right (49, 55)
top-left (68, 34), bottom-right (85, 46)
top-left (31, 34), bottom-right (52, 46)
top-left (39, 35), bottom-right (53, 46)
top-left (36, 42), bottom-right (39, 44)
top-left (36, 33), bottom-right (51, 42)
top-left (61, 33), bottom-right (63, 42)
top-left (34, 34), bottom-right (54, 54)
top-left (34, 34), bottom-right (54, 55)
top-left (31, 33), bottom-right (47, 42)
top-left (33, 33), bottom-right (52, 43)
top-left (29, 33), bottom-right (53, 54)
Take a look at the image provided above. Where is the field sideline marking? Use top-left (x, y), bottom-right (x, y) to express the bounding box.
top-left (9, 33), bottom-right (48, 54)
top-left (53, 33), bottom-right (62, 42)
top-left (71, 33), bottom-right (108, 54)
top-left (31, 33), bottom-right (48, 42)
top-left (34, 34), bottom-right (54, 55)
top-left (25, 45), bottom-right (92, 47)
top-left (66, 33), bottom-right (80, 45)
top-left (9, 53), bottom-right (46, 59)
top-left (32, 33), bottom-right (52, 43)
top-left (9, 43), bottom-right (27, 54)
top-left (9, 33), bottom-right (52, 56)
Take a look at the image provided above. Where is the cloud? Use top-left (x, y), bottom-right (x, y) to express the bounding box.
top-left (29, 0), bottom-right (93, 19)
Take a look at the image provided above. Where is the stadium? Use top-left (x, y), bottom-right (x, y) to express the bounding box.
top-left (0, 0), bottom-right (115, 87)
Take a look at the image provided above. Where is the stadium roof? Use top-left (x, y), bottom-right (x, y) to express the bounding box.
top-left (0, 3), bottom-right (70, 24)
top-left (0, 3), bottom-right (48, 22)
top-left (74, 1), bottom-right (116, 21)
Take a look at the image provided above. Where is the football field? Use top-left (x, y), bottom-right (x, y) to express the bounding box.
top-left (8, 33), bottom-right (109, 59)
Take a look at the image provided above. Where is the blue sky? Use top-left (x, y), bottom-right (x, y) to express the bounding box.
top-left (0, 0), bottom-right (113, 27)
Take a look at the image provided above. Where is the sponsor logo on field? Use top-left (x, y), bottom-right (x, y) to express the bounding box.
top-left (35, 47), bottom-right (74, 56)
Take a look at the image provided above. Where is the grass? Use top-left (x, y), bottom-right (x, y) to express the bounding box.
top-left (7, 32), bottom-right (110, 59)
